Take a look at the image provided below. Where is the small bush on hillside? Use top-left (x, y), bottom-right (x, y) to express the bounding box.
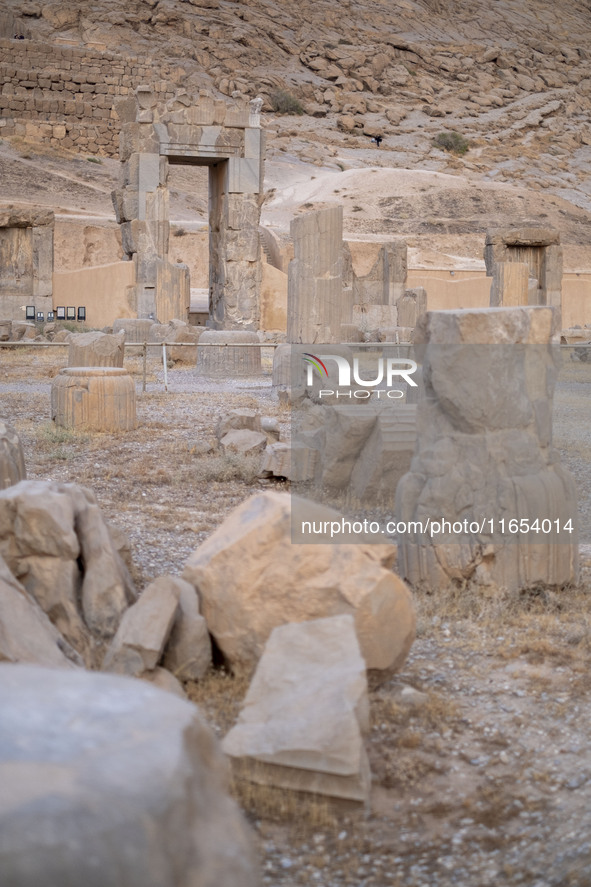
top-left (269, 89), bottom-right (304, 115)
top-left (432, 131), bottom-right (470, 155)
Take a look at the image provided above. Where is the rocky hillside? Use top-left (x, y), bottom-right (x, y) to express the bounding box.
top-left (2, 0), bottom-right (591, 260)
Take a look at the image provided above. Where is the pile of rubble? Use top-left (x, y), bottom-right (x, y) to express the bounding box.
top-left (0, 420), bottom-right (416, 811)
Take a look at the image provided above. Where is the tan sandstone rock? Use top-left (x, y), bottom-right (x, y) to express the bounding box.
top-left (0, 555), bottom-right (81, 669)
top-left (103, 574), bottom-right (181, 676)
top-left (223, 615), bottom-right (371, 804)
top-left (182, 491), bottom-right (415, 681)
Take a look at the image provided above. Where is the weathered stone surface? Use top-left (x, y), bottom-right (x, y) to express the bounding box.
top-left (103, 574), bottom-right (181, 675)
top-left (349, 405), bottom-right (417, 503)
top-left (51, 367), bottom-right (137, 432)
top-left (0, 420), bottom-right (26, 490)
top-left (220, 429), bottom-right (268, 456)
top-left (163, 576), bottom-right (212, 681)
top-left (0, 664), bottom-right (260, 887)
top-left (0, 556), bottom-right (80, 669)
top-left (396, 307), bottom-right (579, 590)
top-left (287, 205), bottom-right (346, 344)
top-left (183, 491), bottom-right (415, 679)
top-left (484, 227), bottom-right (563, 311)
top-left (216, 408), bottom-right (262, 440)
top-left (68, 330), bottom-right (125, 367)
top-left (490, 261), bottom-right (529, 307)
top-left (197, 330), bottom-right (262, 377)
top-left (112, 317), bottom-right (154, 341)
top-left (0, 480), bottom-right (136, 654)
top-left (223, 615), bottom-right (371, 803)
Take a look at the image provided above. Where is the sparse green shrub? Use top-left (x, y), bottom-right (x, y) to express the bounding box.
top-left (86, 156), bottom-right (102, 164)
top-left (173, 227), bottom-right (187, 237)
top-left (432, 131), bottom-right (470, 155)
top-left (269, 88), bottom-right (304, 115)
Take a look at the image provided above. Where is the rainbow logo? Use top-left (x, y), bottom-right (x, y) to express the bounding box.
top-left (302, 352), bottom-right (328, 378)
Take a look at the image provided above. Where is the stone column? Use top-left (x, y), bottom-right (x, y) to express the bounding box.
top-left (489, 262), bottom-right (529, 307)
top-left (385, 241), bottom-right (408, 305)
top-left (287, 205), bottom-right (344, 344)
top-left (395, 307), bottom-right (579, 591)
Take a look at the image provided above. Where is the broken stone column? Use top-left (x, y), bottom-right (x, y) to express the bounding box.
top-left (484, 227), bottom-right (563, 312)
top-left (68, 331), bottom-right (125, 367)
top-left (0, 664), bottom-right (260, 887)
top-left (489, 262), bottom-right (529, 307)
top-left (223, 615), bottom-right (371, 804)
top-left (287, 205), bottom-right (345, 344)
top-left (51, 368), bottom-right (137, 432)
top-left (196, 330), bottom-right (261, 377)
top-left (395, 307), bottom-right (579, 591)
top-left (386, 241), bottom-right (408, 304)
top-left (396, 287), bottom-right (426, 327)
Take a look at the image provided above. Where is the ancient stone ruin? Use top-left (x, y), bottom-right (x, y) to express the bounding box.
top-left (395, 306), bottom-right (579, 591)
top-left (223, 615), bottom-right (372, 805)
top-left (485, 227), bottom-right (563, 310)
top-left (51, 367), bottom-right (137, 432)
top-left (112, 89), bottom-right (265, 329)
top-left (0, 207), bottom-right (54, 321)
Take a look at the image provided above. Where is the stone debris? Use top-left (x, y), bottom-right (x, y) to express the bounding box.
top-left (0, 555), bottom-right (81, 669)
top-left (219, 428), bottom-right (268, 456)
top-left (0, 480), bottom-right (136, 667)
top-left (223, 615), bottom-right (371, 804)
top-left (0, 419), bottom-right (26, 490)
top-left (216, 408), bottom-right (263, 440)
top-left (162, 576), bottom-right (212, 682)
top-left (182, 491), bottom-right (415, 680)
top-left (67, 329), bottom-right (125, 367)
top-left (0, 664), bottom-right (260, 887)
top-left (102, 574), bottom-right (181, 676)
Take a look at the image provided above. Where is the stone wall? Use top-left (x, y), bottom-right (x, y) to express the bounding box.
top-left (0, 38), bottom-right (177, 155)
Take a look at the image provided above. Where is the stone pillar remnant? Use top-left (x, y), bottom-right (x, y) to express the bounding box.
top-left (396, 307), bottom-right (579, 591)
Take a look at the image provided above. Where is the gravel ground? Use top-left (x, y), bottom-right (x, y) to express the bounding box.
top-left (2, 345), bottom-right (591, 887)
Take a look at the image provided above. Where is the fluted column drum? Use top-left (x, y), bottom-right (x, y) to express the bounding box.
top-left (51, 367), bottom-right (136, 432)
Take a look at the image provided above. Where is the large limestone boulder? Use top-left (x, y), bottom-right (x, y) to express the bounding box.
top-left (182, 491), bottom-right (415, 681)
top-left (0, 664), bottom-right (260, 887)
top-left (0, 481), bottom-right (136, 666)
top-left (223, 615), bottom-right (371, 804)
top-left (0, 419), bottom-right (26, 489)
top-left (0, 556), bottom-right (81, 669)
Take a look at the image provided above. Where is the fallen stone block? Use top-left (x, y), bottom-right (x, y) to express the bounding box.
top-left (0, 664), bottom-right (260, 887)
top-left (220, 429), bottom-right (268, 456)
top-left (103, 574), bottom-right (181, 676)
top-left (162, 576), bottom-right (212, 681)
top-left (216, 408), bottom-right (262, 440)
top-left (223, 615), bottom-right (371, 804)
top-left (0, 481), bottom-right (136, 658)
top-left (0, 555), bottom-right (80, 668)
top-left (182, 491), bottom-right (415, 682)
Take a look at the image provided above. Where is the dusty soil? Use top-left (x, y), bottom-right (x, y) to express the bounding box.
top-left (2, 343), bottom-right (591, 887)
